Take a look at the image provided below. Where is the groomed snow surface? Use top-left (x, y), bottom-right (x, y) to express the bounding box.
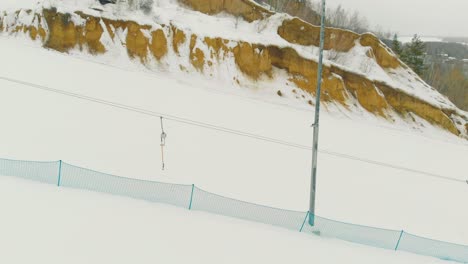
top-left (0, 34), bottom-right (467, 264)
top-left (0, 176), bottom-right (452, 264)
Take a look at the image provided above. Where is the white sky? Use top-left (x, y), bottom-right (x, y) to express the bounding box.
top-left (325, 0), bottom-right (468, 37)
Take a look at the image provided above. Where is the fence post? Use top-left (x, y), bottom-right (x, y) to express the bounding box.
top-left (57, 160), bottom-right (63, 187)
top-left (299, 211), bottom-right (309, 232)
top-left (395, 230), bottom-right (404, 251)
top-left (188, 184), bottom-right (195, 210)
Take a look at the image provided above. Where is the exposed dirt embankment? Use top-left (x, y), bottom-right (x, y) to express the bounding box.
top-left (44, 10), bottom-right (106, 53)
top-left (0, 10), bottom-right (47, 41)
top-left (179, 0), bottom-right (272, 22)
top-left (275, 18), bottom-right (401, 70)
top-left (175, 0), bottom-right (467, 136)
top-left (180, 1), bottom-right (401, 70)
top-left (0, 8), bottom-right (466, 136)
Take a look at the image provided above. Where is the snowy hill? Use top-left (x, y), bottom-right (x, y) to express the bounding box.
top-left (1, 0), bottom-right (467, 137)
top-left (1, 0), bottom-right (468, 263)
top-left (1, 32), bottom-right (468, 263)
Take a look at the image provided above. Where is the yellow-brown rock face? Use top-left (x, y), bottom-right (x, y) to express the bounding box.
top-left (233, 42), bottom-right (272, 79)
top-left (43, 10), bottom-right (106, 54)
top-left (150, 29), bottom-right (168, 60)
top-left (278, 18), bottom-right (359, 53)
top-left (125, 22), bottom-right (151, 60)
top-left (278, 18), bottom-right (400, 70)
top-left (2, 7), bottom-right (465, 136)
top-left (171, 25), bottom-right (186, 55)
top-left (179, 0), bottom-right (272, 22)
top-left (189, 35), bottom-right (205, 71)
top-left (360, 34), bottom-right (400, 69)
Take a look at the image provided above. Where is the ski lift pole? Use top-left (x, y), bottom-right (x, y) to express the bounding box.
top-left (309, 0), bottom-right (326, 226)
top-left (160, 117), bottom-right (167, 170)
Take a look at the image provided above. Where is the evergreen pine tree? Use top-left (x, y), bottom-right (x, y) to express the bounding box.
top-left (403, 34), bottom-right (426, 76)
top-left (391, 34), bottom-right (402, 57)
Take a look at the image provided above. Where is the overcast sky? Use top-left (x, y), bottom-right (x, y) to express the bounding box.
top-left (325, 0), bottom-right (468, 37)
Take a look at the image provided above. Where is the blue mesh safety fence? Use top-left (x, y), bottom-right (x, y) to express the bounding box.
top-left (301, 213), bottom-right (402, 250)
top-left (398, 232), bottom-right (468, 263)
top-left (60, 162), bottom-right (193, 208)
top-left (190, 186), bottom-right (307, 230)
top-left (0, 158), bottom-right (59, 184)
top-left (0, 157), bottom-right (467, 263)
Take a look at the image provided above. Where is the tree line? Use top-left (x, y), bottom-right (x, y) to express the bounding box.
top-left (391, 35), bottom-right (468, 111)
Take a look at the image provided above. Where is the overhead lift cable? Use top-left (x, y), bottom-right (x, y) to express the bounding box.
top-left (1, 75), bottom-right (466, 185)
top-left (12, 41), bottom-right (467, 148)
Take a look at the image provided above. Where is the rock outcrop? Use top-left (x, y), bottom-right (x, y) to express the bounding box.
top-left (179, 0), bottom-right (272, 22)
top-left (0, 4), bottom-right (466, 137)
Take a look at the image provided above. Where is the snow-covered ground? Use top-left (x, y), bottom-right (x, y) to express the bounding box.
top-left (0, 31), bottom-right (467, 250)
top-left (0, 176), bottom-right (454, 264)
top-left (1, 0), bottom-right (468, 259)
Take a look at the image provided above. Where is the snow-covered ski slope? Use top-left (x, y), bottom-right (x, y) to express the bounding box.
top-left (2, 0), bottom-right (468, 130)
top-left (0, 176), bottom-right (454, 264)
top-left (0, 29), bottom-right (468, 263)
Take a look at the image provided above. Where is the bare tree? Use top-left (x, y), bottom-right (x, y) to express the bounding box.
top-left (327, 5), bottom-right (348, 28)
top-left (348, 11), bottom-right (368, 33)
